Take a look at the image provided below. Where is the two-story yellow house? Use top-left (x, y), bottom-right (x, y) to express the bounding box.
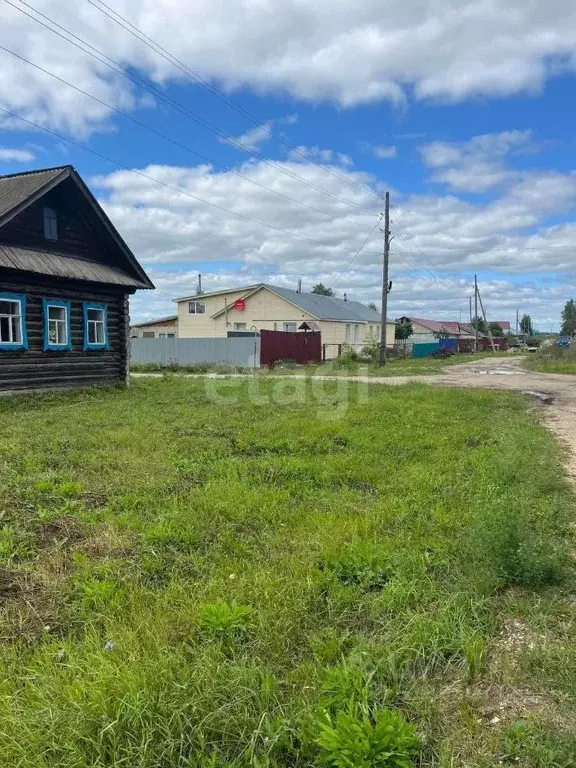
top-left (173, 283), bottom-right (396, 358)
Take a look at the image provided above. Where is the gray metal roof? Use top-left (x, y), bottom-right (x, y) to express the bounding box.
top-left (0, 244), bottom-right (150, 288)
top-left (131, 314), bottom-right (178, 327)
top-left (264, 284), bottom-right (388, 323)
top-left (0, 166), bottom-right (69, 221)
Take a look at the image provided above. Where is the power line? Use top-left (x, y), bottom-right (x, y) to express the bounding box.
top-left (5, 0), bottom-right (380, 217)
top-left (84, 0), bottom-right (383, 205)
top-left (305, 216), bottom-right (383, 316)
top-left (0, 42), bottom-right (376, 231)
top-left (0, 107), bottom-right (386, 251)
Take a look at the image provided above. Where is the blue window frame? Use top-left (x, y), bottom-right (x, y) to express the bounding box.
top-left (42, 298), bottom-right (72, 351)
top-left (83, 302), bottom-right (109, 351)
top-left (0, 292), bottom-right (28, 351)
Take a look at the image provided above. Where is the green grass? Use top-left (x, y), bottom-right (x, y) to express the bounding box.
top-left (132, 351), bottom-right (513, 378)
top-left (0, 378), bottom-right (575, 767)
top-left (286, 351), bottom-right (514, 377)
top-left (523, 345), bottom-right (576, 375)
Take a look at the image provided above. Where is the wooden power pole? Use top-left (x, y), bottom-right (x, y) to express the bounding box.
top-left (474, 274), bottom-right (478, 351)
top-left (476, 280), bottom-right (496, 352)
top-left (378, 191), bottom-right (391, 366)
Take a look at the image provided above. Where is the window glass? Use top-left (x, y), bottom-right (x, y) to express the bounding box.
top-left (283, 322), bottom-right (297, 332)
top-left (47, 305), bottom-right (67, 345)
top-left (234, 322), bottom-right (247, 331)
top-left (44, 207), bottom-right (58, 240)
top-left (188, 301), bottom-right (206, 314)
top-left (86, 307), bottom-right (106, 346)
top-left (0, 299), bottom-right (22, 344)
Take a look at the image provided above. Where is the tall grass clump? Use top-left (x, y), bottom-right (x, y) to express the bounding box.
top-left (523, 343), bottom-right (576, 374)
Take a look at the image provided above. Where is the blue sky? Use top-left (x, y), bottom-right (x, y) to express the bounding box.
top-left (1, 0), bottom-right (575, 329)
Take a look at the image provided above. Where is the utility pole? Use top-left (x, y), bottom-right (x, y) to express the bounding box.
top-left (469, 296), bottom-right (472, 324)
top-left (378, 191), bottom-right (391, 366)
top-left (474, 274), bottom-right (478, 352)
top-left (516, 309), bottom-right (519, 336)
top-left (477, 282), bottom-right (496, 352)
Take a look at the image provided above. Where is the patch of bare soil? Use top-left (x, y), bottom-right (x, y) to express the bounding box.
top-left (0, 567), bottom-right (62, 644)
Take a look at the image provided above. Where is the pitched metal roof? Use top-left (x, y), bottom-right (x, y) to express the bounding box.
top-left (264, 284), bottom-right (387, 322)
top-left (0, 244), bottom-right (150, 288)
top-left (403, 316), bottom-right (485, 337)
top-left (0, 166), bottom-right (70, 222)
top-left (131, 314), bottom-right (178, 327)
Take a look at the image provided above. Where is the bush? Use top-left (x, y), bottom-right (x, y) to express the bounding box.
top-left (333, 346), bottom-right (362, 368)
top-left (430, 348), bottom-right (454, 359)
top-left (271, 358), bottom-right (300, 369)
top-left (360, 342), bottom-right (379, 362)
top-left (315, 707), bottom-right (419, 768)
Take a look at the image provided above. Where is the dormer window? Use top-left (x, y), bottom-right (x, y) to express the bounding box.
top-left (44, 207), bottom-right (58, 240)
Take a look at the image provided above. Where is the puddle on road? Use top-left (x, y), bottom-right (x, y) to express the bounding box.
top-left (468, 368), bottom-right (526, 376)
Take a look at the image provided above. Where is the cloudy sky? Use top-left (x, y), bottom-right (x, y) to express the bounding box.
top-left (1, 0), bottom-right (575, 329)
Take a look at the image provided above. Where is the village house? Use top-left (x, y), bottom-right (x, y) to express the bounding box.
top-left (0, 165), bottom-right (153, 392)
top-left (172, 283), bottom-right (396, 358)
top-left (397, 316), bottom-right (480, 342)
top-left (131, 314), bottom-right (178, 338)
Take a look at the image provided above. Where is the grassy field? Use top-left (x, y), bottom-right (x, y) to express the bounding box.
top-left (522, 345), bottom-right (576, 375)
top-left (131, 351), bottom-right (514, 378)
top-left (1, 378), bottom-right (575, 767)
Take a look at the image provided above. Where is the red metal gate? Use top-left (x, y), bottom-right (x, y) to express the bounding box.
top-left (260, 330), bottom-right (321, 366)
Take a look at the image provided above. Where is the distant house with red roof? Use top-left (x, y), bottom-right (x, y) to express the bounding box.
top-left (398, 316), bottom-right (481, 340)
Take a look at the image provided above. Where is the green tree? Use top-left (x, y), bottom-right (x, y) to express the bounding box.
top-left (560, 299), bottom-right (576, 336)
top-left (395, 320), bottom-right (413, 340)
top-left (311, 283), bottom-right (334, 296)
top-left (471, 315), bottom-right (487, 334)
top-left (520, 314), bottom-right (533, 336)
top-left (366, 301), bottom-right (378, 311)
top-left (489, 322), bottom-right (504, 337)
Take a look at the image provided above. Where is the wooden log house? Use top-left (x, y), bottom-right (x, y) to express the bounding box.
top-left (0, 165), bottom-right (153, 392)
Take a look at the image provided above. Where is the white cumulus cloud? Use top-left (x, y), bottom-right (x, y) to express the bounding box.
top-left (0, 147), bottom-right (35, 162)
top-left (2, 1), bottom-right (576, 133)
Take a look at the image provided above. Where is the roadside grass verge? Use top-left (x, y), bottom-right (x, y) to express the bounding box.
top-left (131, 350), bottom-right (513, 378)
top-left (523, 345), bottom-right (576, 375)
top-left (0, 378), bottom-right (575, 766)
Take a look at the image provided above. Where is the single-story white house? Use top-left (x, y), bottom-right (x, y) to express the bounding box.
top-left (173, 283), bottom-right (396, 358)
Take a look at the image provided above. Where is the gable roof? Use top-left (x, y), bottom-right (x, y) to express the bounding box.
top-left (177, 282), bottom-right (393, 323)
top-left (131, 314), bottom-right (178, 327)
top-left (0, 165), bottom-right (153, 290)
top-left (266, 284), bottom-right (387, 322)
top-left (401, 316), bottom-right (485, 337)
